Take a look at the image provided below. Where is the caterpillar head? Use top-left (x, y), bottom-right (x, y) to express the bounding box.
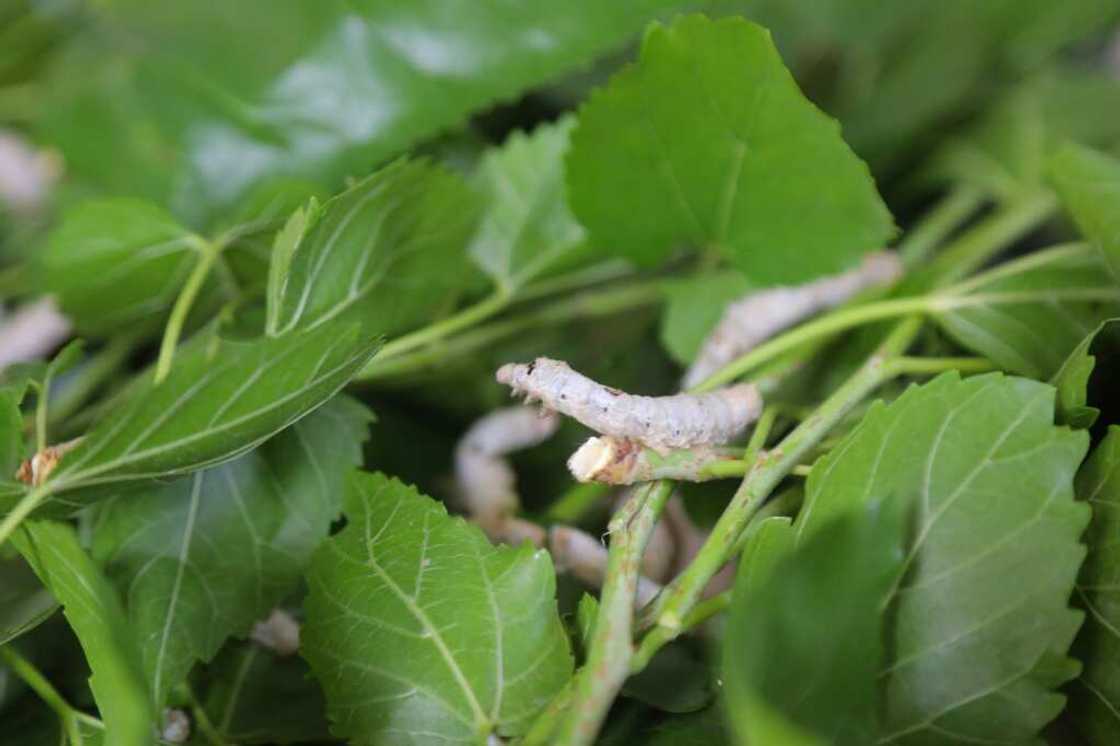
top-left (495, 357), bottom-right (571, 396)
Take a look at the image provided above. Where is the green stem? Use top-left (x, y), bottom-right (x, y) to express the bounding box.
top-left (0, 484), bottom-right (50, 548)
top-left (359, 280), bottom-right (664, 381)
top-left (924, 190), bottom-right (1057, 286)
top-left (693, 296), bottom-right (932, 390)
top-left (640, 353), bottom-right (897, 648)
top-left (512, 261), bottom-right (634, 303)
top-left (680, 590), bottom-right (732, 629)
top-left (154, 236), bottom-right (220, 384)
top-left (742, 406), bottom-right (779, 466)
top-left (897, 185), bottom-right (985, 268)
top-left (184, 682), bottom-right (229, 746)
top-left (375, 290), bottom-right (510, 361)
top-left (555, 482), bottom-right (673, 746)
top-left (0, 645), bottom-right (85, 745)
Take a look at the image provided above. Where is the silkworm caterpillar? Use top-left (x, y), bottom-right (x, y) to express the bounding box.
top-left (568, 436), bottom-right (741, 485)
top-left (549, 525), bottom-right (662, 608)
top-left (454, 405), bottom-right (560, 539)
top-left (496, 358), bottom-right (762, 449)
top-left (682, 250), bottom-right (903, 388)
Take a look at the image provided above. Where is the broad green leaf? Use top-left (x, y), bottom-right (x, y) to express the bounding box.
top-left (934, 244), bottom-right (1120, 379)
top-left (267, 158), bottom-right (479, 336)
top-left (567, 15), bottom-right (894, 283)
top-left (1051, 319), bottom-right (1120, 429)
top-left (746, 0), bottom-right (1120, 171)
top-left (41, 1), bottom-right (686, 220)
top-left (0, 555), bottom-right (57, 646)
top-left (13, 521), bottom-right (153, 746)
top-left (660, 271), bottom-right (753, 366)
top-left (1051, 142), bottom-right (1120, 280)
top-left (34, 199), bottom-right (209, 335)
top-left (41, 320), bottom-right (379, 496)
top-left (468, 117), bottom-right (587, 292)
top-left (91, 397), bottom-right (370, 707)
top-left (201, 639), bottom-right (331, 744)
top-left (724, 499), bottom-right (904, 746)
top-left (801, 372), bottom-right (1089, 743)
top-left (1069, 426), bottom-right (1120, 744)
top-left (302, 472), bottom-right (573, 744)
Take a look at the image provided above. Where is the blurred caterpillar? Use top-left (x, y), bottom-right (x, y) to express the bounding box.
top-left (682, 250), bottom-right (903, 388)
top-left (454, 405), bottom-right (560, 540)
top-left (496, 358), bottom-right (762, 449)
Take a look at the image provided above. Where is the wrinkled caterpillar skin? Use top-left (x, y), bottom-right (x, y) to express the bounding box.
top-left (683, 251), bottom-right (903, 388)
top-left (454, 406), bottom-right (559, 535)
top-left (496, 358), bottom-right (761, 449)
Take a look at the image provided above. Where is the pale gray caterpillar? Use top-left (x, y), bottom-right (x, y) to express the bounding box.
top-left (549, 525), bottom-right (662, 608)
top-left (682, 250), bottom-right (903, 388)
top-left (496, 358), bottom-right (762, 449)
top-left (454, 405), bottom-right (560, 539)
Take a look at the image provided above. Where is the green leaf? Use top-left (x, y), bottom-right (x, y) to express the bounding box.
top-left (201, 639), bottom-right (331, 744)
top-left (41, 1), bottom-right (685, 220)
top-left (0, 555), bottom-right (58, 646)
top-left (43, 320), bottom-right (379, 496)
top-left (566, 14), bottom-right (893, 283)
top-left (1051, 319), bottom-right (1120, 429)
top-left (724, 498), bottom-right (905, 746)
top-left (800, 372), bottom-right (1090, 743)
top-left (934, 245), bottom-right (1120, 379)
top-left (468, 117), bottom-right (587, 292)
top-left (1069, 426), bottom-right (1120, 744)
top-left (267, 158), bottom-right (479, 336)
top-left (90, 396), bottom-right (370, 707)
top-left (646, 707), bottom-right (731, 746)
top-left (0, 382), bottom-right (26, 482)
top-left (660, 271), bottom-right (753, 366)
top-left (928, 72), bottom-right (1120, 200)
top-left (1051, 142), bottom-right (1120, 281)
top-left (13, 521), bottom-right (154, 746)
top-left (34, 199), bottom-right (209, 336)
top-left (302, 472), bottom-right (573, 744)
top-left (623, 642), bottom-right (712, 714)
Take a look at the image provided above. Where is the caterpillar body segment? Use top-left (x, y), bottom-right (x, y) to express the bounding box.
top-left (454, 405), bottom-right (560, 538)
top-left (496, 358), bottom-right (762, 449)
top-left (683, 250), bottom-right (903, 388)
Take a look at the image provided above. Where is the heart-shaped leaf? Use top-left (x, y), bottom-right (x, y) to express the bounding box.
top-left (302, 472), bottom-right (573, 744)
top-left (567, 15), bottom-right (893, 283)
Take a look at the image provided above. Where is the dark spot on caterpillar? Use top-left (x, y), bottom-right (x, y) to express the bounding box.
top-left (605, 386), bottom-right (623, 397)
top-left (526, 360), bottom-right (537, 376)
top-left (560, 394), bottom-right (567, 400)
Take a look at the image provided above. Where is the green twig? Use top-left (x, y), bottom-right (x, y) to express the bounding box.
top-left (897, 185), bottom-right (985, 268)
top-left (154, 236), bottom-right (220, 384)
top-left (554, 481), bottom-right (673, 746)
top-left (0, 645), bottom-right (86, 745)
top-left (0, 484), bottom-right (50, 548)
top-left (358, 280), bottom-right (664, 381)
top-left (924, 190), bottom-right (1057, 286)
top-left (183, 682), bottom-right (230, 746)
top-left (375, 290), bottom-right (510, 361)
